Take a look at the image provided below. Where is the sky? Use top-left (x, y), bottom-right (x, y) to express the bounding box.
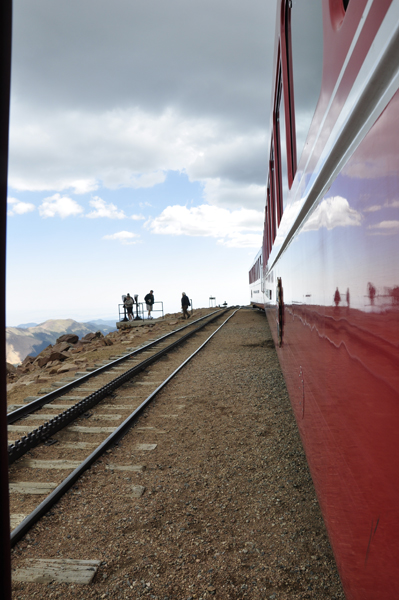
top-left (6, 0), bottom-right (277, 326)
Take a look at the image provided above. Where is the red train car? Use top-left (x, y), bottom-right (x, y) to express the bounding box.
top-left (250, 1), bottom-right (399, 598)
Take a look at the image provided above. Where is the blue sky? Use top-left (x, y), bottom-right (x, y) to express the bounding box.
top-left (6, 0), bottom-right (277, 325)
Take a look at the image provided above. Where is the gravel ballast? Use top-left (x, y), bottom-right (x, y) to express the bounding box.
top-left (11, 308), bottom-right (345, 599)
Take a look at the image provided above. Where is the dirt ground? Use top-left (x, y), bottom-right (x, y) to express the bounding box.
top-left (11, 308), bottom-right (345, 599)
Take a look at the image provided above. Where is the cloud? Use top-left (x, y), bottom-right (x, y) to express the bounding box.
top-left (86, 197), bottom-right (126, 219)
top-left (217, 232), bottom-right (264, 248)
top-left (38, 193), bottom-right (84, 218)
top-left (363, 205), bottom-right (382, 213)
top-left (130, 172), bottom-right (166, 189)
top-left (12, 1), bottom-right (273, 124)
top-left (8, 106), bottom-right (268, 211)
top-left (8, 1), bottom-right (276, 210)
top-left (385, 200), bottom-right (399, 208)
top-left (201, 179), bottom-right (266, 210)
top-left (367, 220), bottom-right (399, 235)
top-left (147, 204), bottom-right (263, 248)
top-left (7, 197), bottom-right (35, 216)
top-left (70, 179), bottom-right (99, 195)
top-left (303, 196), bottom-right (362, 232)
top-left (102, 231), bottom-right (140, 245)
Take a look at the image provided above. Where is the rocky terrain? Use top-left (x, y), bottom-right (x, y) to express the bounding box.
top-left (6, 318), bottom-right (117, 366)
top-left (6, 310), bottom-right (209, 407)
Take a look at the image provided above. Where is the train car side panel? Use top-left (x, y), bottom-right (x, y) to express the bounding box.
top-left (249, 1), bottom-right (399, 598)
top-left (266, 88), bottom-right (399, 599)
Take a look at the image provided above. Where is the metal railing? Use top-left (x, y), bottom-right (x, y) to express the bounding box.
top-left (118, 301), bottom-right (164, 322)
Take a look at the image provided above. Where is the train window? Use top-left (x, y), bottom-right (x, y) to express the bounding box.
top-left (265, 188), bottom-right (271, 257)
top-left (275, 69), bottom-right (289, 212)
top-left (290, 0), bottom-right (323, 167)
top-left (269, 148), bottom-right (277, 243)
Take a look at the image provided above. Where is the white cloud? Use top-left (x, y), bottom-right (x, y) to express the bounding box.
top-left (217, 232), bottom-right (263, 248)
top-left (385, 200), bottom-right (399, 208)
top-left (201, 178), bottom-right (266, 210)
top-left (147, 204), bottom-right (263, 248)
top-left (130, 172), bottom-right (166, 189)
top-left (7, 197), bottom-right (35, 216)
top-left (363, 205), bottom-right (382, 213)
top-left (102, 231), bottom-right (140, 245)
top-left (8, 105), bottom-right (267, 211)
top-left (70, 179), bottom-right (99, 194)
top-left (303, 196), bottom-right (362, 232)
top-left (86, 197), bottom-right (126, 219)
top-left (38, 193), bottom-right (84, 218)
top-left (367, 220), bottom-right (399, 235)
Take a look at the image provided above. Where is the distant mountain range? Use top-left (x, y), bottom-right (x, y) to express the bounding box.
top-left (15, 318), bottom-right (117, 329)
top-left (6, 318), bottom-right (117, 365)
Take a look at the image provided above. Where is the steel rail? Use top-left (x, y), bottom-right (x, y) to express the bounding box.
top-left (7, 309), bottom-right (222, 424)
top-left (8, 309), bottom-right (230, 464)
top-left (10, 308), bottom-right (239, 547)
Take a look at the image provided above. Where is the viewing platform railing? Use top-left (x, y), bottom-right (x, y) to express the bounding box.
top-left (118, 301), bottom-right (164, 322)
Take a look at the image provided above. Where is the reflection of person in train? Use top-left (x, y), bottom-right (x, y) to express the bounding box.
top-left (368, 282), bottom-right (376, 305)
top-left (390, 285), bottom-right (399, 305)
top-left (334, 287), bottom-right (341, 307)
top-left (346, 288), bottom-right (350, 308)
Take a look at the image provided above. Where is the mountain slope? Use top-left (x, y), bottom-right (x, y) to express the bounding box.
top-left (6, 318), bottom-right (117, 364)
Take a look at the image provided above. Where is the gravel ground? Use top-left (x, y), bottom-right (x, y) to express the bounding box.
top-left (11, 308), bottom-right (345, 599)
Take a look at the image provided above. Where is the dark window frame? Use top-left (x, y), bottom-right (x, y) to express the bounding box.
top-left (279, 0), bottom-right (297, 188)
top-left (268, 148), bottom-right (277, 244)
top-left (273, 63), bottom-right (285, 226)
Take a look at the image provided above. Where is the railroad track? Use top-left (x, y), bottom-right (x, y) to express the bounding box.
top-left (7, 309), bottom-right (227, 460)
top-left (8, 308), bottom-right (239, 546)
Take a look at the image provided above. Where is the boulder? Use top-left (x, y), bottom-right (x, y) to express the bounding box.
top-left (33, 345), bottom-right (53, 365)
top-left (38, 351), bottom-right (69, 367)
top-left (47, 360), bottom-right (61, 368)
top-left (36, 355), bottom-right (52, 368)
top-left (52, 341), bottom-right (72, 353)
top-left (48, 351), bottom-right (69, 363)
top-left (81, 331), bottom-right (103, 342)
top-left (70, 346), bottom-right (84, 354)
top-left (96, 338), bottom-right (114, 347)
top-left (6, 362), bottom-right (17, 374)
top-left (21, 355), bottom-right (35, 366)
top-left (57, 364), bottom-right (78, 374)
top-left (56, 334), bottom-right (79, 344)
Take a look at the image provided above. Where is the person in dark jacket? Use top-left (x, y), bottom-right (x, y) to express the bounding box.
top-left (181, 292), bottom-right (191, 319)
top-left (144, 290), bottom-right (154, 319)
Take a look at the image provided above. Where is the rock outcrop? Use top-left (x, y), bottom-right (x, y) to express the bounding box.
top-left (56, 334), bottom-right (79, 345)
top-left (7, 326), bottom-right (114, 384)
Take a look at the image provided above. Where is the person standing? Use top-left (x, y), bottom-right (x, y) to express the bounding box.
top-left (334, 287), bottom-right (341, 307)
top-left (144, 290), bottom-right (154, 319)
top-left (181, 292), bottom-right (191, 319)
top-left (124, 293), bottom-right (134, 321)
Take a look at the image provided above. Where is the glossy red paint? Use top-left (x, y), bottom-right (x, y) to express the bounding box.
top-left (252, 1), bottom-right (399, 598)
top-left (266, 87), bottom-right (399, 600)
